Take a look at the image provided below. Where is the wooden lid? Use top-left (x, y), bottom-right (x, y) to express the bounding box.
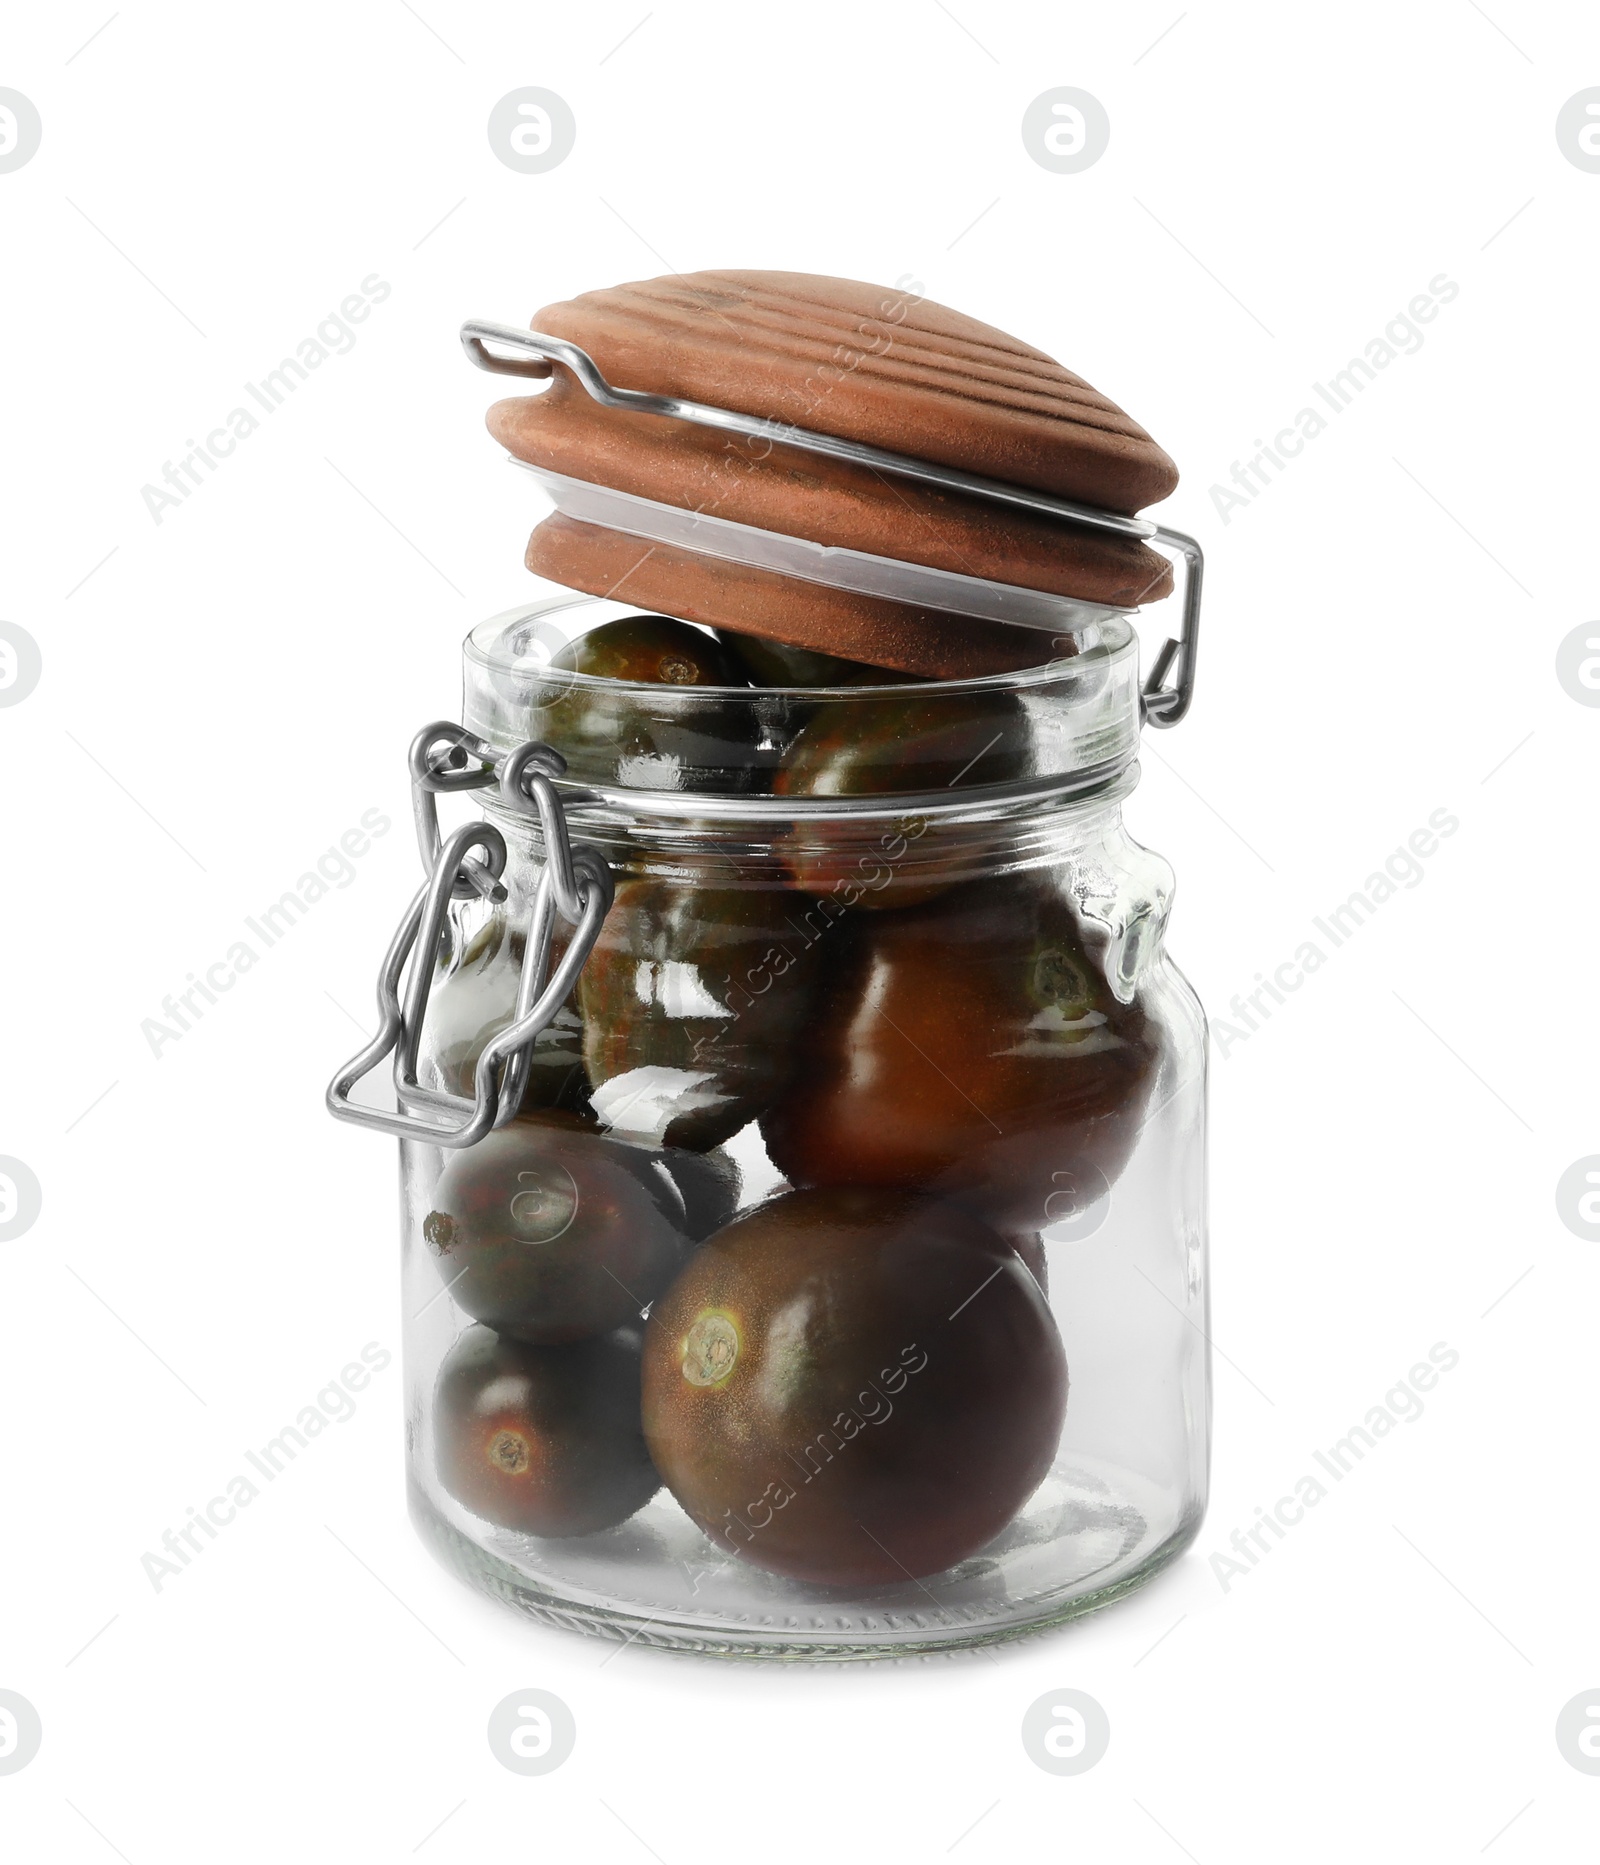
top-left (519, 271), bottom-right (1178, 512)
top-left (489, 271), bottom-right (1179, 672)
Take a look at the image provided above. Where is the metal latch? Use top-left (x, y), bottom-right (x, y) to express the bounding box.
top-left (326, 724), bottom-right (614, 1148)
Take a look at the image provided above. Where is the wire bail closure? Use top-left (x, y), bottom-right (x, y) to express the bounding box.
top-left (460, 318), bottom-right (1203, 727)
top-left (326, 725), bottom-right (615, 1148)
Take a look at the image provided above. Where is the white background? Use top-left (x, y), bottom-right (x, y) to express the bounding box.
top-left (2, 1), bottom-right (1597, 1858)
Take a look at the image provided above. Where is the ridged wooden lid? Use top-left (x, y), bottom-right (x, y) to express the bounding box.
top-left (528, 270), bottom-right (1178, 515)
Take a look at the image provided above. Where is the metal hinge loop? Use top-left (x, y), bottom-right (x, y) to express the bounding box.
top-left (1139, 528), bottom-right (1203, 729)
top-left (409, 721), bottom-right (507, 902)
top-left (326, 727), bottom-right (613, 1148)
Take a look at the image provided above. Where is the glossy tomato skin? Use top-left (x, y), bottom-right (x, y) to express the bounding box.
top-left (773, 689), bottom-right (1029, 907)
top-left (578, 877), bottom-right (830, 1152)
top-left (435, 1323), bottom-right (660, 1537)
top-left (761, 874), bottom-right (1157, 1239)
top-left (534, 615), bottom-right (764, 792)
top-left (554, 615), bottom-right (743, 687)
top-left (422, 1113), bottom-right (689, 1344)
top-left (642, 1187), bottom-right (1066, 1588)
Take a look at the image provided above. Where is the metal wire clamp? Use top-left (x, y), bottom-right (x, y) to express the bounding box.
top-left (326, 728), bottom-right (615, 1147)
top-left (460, 318), bottom-right (1203, 727)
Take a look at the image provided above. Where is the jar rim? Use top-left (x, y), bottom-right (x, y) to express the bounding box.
top-left (461, 593), bottom-right (1144, 807)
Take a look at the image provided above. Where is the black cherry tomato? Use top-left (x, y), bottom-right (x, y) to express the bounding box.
top-left (435, 1323), bottom-right (659, 1536)
top-left (423, 1112), bottom-right (689, 1343)
top-left (642, 1186), bottom-right (1067, 1587)
top-left (761, 874), bottom-right (1156, 1238)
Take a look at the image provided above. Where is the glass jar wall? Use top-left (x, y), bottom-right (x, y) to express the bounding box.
top-left (397, 596), bottom-right (1208, 1658)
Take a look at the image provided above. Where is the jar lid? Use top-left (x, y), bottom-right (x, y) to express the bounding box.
top-left (503, 271), bottom-right (1178, 508)
top-left (481, 271), bottom-right (1178, 680)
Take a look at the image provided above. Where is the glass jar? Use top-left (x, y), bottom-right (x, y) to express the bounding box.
top-left (369, 593), bottom-right (1207, 1658)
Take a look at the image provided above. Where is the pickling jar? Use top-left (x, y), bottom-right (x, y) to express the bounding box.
top-left (330, 590), bottom-right (1209, 1658)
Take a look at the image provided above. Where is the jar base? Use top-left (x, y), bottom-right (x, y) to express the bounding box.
top-left (407, 1460), bottom-right (1203, 1661)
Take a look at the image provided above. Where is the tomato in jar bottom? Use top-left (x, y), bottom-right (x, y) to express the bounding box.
top-left (435, 1323), bottom-right (660, 1537)
top-left (642, 1186), bottom-right (1068, 1588)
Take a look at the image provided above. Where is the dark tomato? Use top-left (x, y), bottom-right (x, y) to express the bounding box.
top-left (642, 1187), bottom-right (1067, 1588)
top-left (533, 615), bottom-right (763, 792)
top-left (554, 614), bottom-right (744, 687)
top-left (774, 689), bottom-right (1029, 907)
top-left (578, 878), bottom-right (830, 1152)
top-left (435, 1323), bottom-right (660, 1536)
top-left (760, 874), bottom-right (1157, 1238)
top-left (422, 1112), bottom-right (689, 1344)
